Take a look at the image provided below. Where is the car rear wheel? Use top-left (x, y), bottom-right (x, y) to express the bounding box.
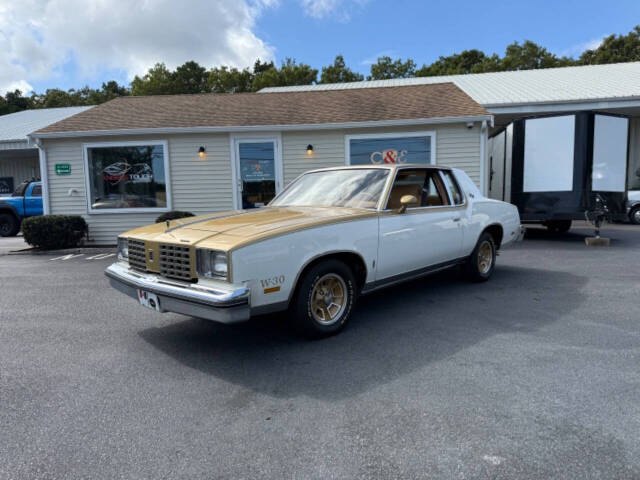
top-left (464, 232), bottom-right (496, 283)
top-left (629, 207), bottom-right (640, 225)
top-left (0, 213), bottom-right (19, 237)
top-left (290, 259), bottom-right (357, 338)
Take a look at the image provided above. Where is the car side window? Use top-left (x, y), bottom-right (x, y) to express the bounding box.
top-left (440, 171), bottom-right (464, 205)
top-left (386, 169), bottom-right (449, 209)
top-left (30, 185), bottom-right (42, 197)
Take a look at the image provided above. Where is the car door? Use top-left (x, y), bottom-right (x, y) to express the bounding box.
top-left (377, 168), bottom-right (464, 280)
top-left (25, 184), bottom-right (43, 216)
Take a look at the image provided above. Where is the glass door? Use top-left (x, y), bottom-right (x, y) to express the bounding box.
top-left (233, 137), bottom-right (282, 209)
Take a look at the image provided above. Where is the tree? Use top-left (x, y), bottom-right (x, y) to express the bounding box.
top-left (500, 40), bottom-right (574, 71)
top-left (130, 63), bottom-right (175, 95)
top-left (251, 58), bottom-right (318, 91)
top-left (172, 61), bottom-right (209, 94)
top-left (319, 54), bottom-right (364, 83)
top-left (368, 56), bottom-right (416, 80)
top-left (208, 66), bottom-right (253, 93)
top-left (579, 25), bottom-right (640, 65)
top-left (416, 49), bottom-right (501, 76)
top-left (0, 90), bottom-right (30, 115)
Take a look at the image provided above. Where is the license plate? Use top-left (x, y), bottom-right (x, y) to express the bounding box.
top-left (138, 289), bottom-right (160, 311)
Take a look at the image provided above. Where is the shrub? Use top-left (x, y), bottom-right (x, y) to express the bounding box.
top-left (155, 211), bottom-right (195, 223)
top-left (22, 215), bottom-right (88, 250)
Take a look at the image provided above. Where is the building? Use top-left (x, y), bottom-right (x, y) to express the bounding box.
top-left (262, 62), bottom-right (640, 201)
top-left (29, 83), bottom-right (490, 244)
top-left (0, 107), bottom-right (92, 194)
top-left (28, 62), bottom-right (640, 244)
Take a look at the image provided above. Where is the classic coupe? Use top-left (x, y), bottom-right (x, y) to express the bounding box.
top-left (106, 165), bottom-right (522, 337)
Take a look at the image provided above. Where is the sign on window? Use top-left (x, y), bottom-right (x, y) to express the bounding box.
top-left (349, 136), bottom-right (431, 165)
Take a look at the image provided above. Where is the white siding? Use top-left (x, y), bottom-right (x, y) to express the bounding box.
top-left (281, 123), bottom-right (481, 186)
top-left (43, 121), bottom-right (481, 245)
top-left (44, 133), bottom-right (233, 245)
top-left (0, 150), bottom-right (40, 189)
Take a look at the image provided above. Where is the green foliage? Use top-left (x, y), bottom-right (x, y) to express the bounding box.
top-left (22, 215), bottom-right (88, 250)
top-left (2, 24), bottom-right (639, 117)
top-left (319, 55), bottom-right (364, 83)
top-left (208, 66), bottom-right (253, 93)
top-left (416, 49), bottom-right (501, 76)
top-left (130, 63), bottom-right (175, 95)
top-left (155, 211), bottom-right (195, 223)
top-left (251, 58), bottom-right (318, 91)
top-left (368, 56), bottom-right (416, 80)
top-left (578, 26), bottom-right (640, 65)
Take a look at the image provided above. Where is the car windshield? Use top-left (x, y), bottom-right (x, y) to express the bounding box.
top-left (270, 168), bottom-right (390, 209)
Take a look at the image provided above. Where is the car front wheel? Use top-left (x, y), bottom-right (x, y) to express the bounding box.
top-left (464, 232), bottom-right (496, 282)
top-left (0, 213), bottom-right (20, 237)
top-left (291, 259), bottom-right (357, 338)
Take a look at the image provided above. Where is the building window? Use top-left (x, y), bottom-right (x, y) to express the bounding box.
top-left (84, 141), bottom-right (170, 213)
top-left (347, 132), bottom-right (435, 166)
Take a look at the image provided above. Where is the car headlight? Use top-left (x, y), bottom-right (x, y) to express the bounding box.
top-left (117, 237), bottom-right (129, 261)
top-left (196, 248), bottom-right (228, 280)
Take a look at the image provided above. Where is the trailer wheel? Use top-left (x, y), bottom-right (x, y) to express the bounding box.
top-left (629, 207), bottom-right (640, 225)
top-left (545, 220), bottom-right (572, 234)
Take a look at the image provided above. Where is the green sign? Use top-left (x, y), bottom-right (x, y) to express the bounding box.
top-left (55, 163), bottom-right (71, 175)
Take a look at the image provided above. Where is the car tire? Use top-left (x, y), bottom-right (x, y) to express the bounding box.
top-left (629, 207), bottom-right (640, 225)
top-left (0, 213), bottom-right (20, 237)
top-left (464, 232), bottom-right (496, 283)
top-left (545, 220), bottom-right (572, 234)
top-left (290, 259), bottom-right (357, 338)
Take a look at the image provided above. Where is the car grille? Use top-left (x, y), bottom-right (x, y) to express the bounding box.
top-left (159, 244), bottom-right (193, 281)
top-left (127, 239), bottom-right (146, 271)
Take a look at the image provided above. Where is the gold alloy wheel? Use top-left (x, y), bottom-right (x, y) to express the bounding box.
top-left (310, 273), bottom-right (347, 325)
top-left (477, 240), bottom-right (494, 275)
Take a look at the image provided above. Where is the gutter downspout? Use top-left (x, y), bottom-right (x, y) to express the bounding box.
top-left (34, 139), bottom-right (51, 215)
top-left (479, 120), bottom-right (489, 196)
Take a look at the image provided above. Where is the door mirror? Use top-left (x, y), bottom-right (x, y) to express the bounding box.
top-left (398, 194), bottom-right (418, 213)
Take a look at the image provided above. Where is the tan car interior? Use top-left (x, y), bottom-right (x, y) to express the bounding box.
top-left (386, 170), bottom-right (450, 210)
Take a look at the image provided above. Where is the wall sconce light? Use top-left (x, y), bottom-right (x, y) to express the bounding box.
top-left (198, 146), bottom-right (206, 158)
top-left (306, 144), bottom-right (314, 156)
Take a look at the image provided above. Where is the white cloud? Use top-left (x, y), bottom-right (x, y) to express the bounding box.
top-left (300, 0), bottom-right (369, 21)
top-left (561, 36), bottom-right (604, 58)
top-left (0, 0), bottom-right (278, 94)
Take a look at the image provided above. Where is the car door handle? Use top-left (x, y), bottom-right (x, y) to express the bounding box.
top-left (452, 217), bottom-right (461, 222)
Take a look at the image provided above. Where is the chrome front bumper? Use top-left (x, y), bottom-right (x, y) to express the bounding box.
top-left (105, 262), bottom-right (250, 324)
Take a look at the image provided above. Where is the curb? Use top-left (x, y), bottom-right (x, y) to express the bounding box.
top-left (8, 246), bottom-right (116, 256)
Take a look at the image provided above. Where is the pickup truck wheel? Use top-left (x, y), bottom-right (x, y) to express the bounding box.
top-left (0, 213), bottom-right (19, 237)
top-left (291, 259), bottom-right (357, 338)
top-left (464, 232), bottom-right (496, 283)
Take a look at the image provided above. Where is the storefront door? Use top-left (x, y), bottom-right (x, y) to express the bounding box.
top-left (231, 136), bottom-right (283, 210)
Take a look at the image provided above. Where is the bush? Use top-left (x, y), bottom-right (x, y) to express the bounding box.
top-left (155, 211), bottom-right (195, 223)
top-left (22, 215), bottom-right (88, 250)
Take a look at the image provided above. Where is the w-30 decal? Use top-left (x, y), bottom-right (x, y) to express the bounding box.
top-left (260, 275), bottom-right (285, 293)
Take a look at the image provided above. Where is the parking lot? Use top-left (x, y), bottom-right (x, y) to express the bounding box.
top-left (1, 223), bottom-right (639, 479)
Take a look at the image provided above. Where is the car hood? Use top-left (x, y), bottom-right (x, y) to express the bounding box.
top-left (122, 206), bottom-right (377, 251)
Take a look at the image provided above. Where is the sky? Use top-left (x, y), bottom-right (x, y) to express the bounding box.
top-left (1, 0), bottom-right (639, 95)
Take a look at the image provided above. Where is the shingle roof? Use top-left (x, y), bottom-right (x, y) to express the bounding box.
top-left (259, 62), bottom-right (640, 108)
top-left (0, 106), bottom-right (92, 143)
top-left (34, 83), bottom-right (489, 136)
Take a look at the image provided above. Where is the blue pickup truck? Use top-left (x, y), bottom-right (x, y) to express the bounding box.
top-left (0, 179), bottom-right (43, 236)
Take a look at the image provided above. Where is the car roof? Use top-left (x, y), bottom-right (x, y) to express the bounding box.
top-left (305, 164), bottom-right (453, 174)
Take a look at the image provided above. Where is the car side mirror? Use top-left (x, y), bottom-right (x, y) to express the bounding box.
top-left (398, 195), bottom-right (418, 213)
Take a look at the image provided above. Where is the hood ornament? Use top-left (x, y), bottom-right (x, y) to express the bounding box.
top-left (165, 219), bottom-right (170, 230)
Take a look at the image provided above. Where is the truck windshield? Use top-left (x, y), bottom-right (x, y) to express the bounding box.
top-left (270, 169), bottom-right (390, 209)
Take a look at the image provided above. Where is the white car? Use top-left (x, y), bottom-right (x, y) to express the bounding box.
top-left (106, 165), bottom-right (523, 337)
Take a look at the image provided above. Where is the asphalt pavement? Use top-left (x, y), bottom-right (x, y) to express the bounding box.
top-left (1, 223), bottom-right (639, 479)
